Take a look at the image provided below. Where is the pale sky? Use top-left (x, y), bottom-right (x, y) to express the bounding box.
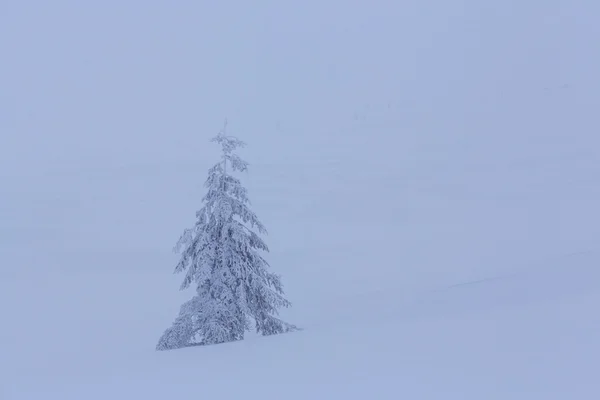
top-left (1, 0), bottom-right (599, 282)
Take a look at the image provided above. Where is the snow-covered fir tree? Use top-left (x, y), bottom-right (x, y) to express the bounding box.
top-left (156, 123), bottom-right (297, 351)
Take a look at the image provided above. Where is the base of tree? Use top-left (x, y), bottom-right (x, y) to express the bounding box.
top-left (156, 326), bottom-right (302, 351)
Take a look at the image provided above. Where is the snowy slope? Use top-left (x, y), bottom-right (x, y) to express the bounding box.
top-left (2, 250), bottom-right (599, 399)
top-left (2, 0), bottom-right (600, 398)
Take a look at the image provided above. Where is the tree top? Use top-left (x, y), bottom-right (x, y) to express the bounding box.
top-left (211, 119), bottom-right (246, 156)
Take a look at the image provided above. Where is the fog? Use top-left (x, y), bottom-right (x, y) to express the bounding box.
top-left (2, 1), bottom-right (600, 398)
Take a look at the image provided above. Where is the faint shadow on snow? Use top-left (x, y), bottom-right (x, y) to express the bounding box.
top-left (309, 250), bottom-right (600, 330)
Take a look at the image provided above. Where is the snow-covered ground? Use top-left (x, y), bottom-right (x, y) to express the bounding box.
top-left (2, 1), bottom-right (600, 398)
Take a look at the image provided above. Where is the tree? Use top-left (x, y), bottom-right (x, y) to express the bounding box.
top-left (156, 122), bottom-right (297, 351)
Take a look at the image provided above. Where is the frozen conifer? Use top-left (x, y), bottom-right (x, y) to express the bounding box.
top-left (156, 121), bottom-right (297, 351)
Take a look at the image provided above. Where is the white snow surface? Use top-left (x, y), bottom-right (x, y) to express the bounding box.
top-left (2, 1), bottom-right (600, 398)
